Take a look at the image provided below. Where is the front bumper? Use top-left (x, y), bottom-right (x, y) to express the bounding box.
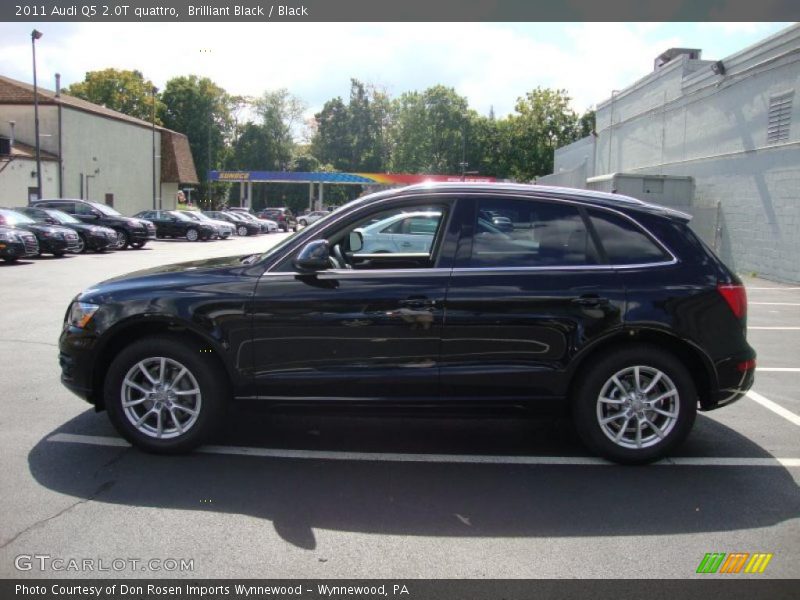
top-left (59, 325), bottom-right (99, 406)
top-left (129, 228), bottom-right (156, 242)
top-left (88, 230), bottom-right (117, 250)
top-left (38, 236), bottom-right (70, 254)
top-left (0, 240), bottom-right (26, 259)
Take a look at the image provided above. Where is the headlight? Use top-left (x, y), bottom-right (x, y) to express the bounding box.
top-left (67, 302), bottom-right (100, 329)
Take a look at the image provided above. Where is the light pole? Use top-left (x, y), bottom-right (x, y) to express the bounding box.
top-left (151, 85), bottom-right (158, 210)
top-left (31, 29), bottom-right (43, 199)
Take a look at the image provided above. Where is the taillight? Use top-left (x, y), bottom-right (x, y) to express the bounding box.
top-left (717, 283), bottom-right (747, 319)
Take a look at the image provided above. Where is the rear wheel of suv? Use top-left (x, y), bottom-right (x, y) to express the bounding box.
top-left (572, 345), bottom-right (697, 464)
top-left (104, 336), bottom-right (227, 453)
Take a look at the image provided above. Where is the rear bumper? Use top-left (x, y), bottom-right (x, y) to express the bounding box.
top-left (701, 350), bottom-right (757, 411)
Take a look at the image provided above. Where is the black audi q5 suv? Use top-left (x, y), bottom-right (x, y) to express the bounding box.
top-left (58, 183), bottom-right (755, 463)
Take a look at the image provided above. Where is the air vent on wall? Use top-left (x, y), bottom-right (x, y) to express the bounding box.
top-left (767, 91), bottom-right (793, 144)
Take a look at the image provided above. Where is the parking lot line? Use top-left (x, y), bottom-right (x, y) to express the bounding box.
top-left (757, 367), bottom-right (800, 372)
top-left (46, 433), bottom-right (800, 467)
top-left (747, 390), bottom-right (800, 427)
top-left (749, 302), bottom-right (800, 306)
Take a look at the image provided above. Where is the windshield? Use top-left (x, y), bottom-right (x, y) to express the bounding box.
top-left (0, 210), bottom-right (35, 225)
top-left (89, 202), bottom-right (122, 216)
top-left (47, 210), bottom-right (80, 224)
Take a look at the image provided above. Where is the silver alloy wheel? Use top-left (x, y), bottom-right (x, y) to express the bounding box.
top-left (237, 226), bottom-right (248, 236)
top-left (121, 357), bottom-right (202, 439)
top-left (115, 231), bottom-right (127, 249)
top-left (186, 228), bottom-right (199, 241)
top-left (75, 235), bottom-right (85, 253)
top-left (596, 365), bottom-right (679, 450)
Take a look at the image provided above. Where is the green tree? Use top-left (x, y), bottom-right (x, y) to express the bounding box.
top-left (504, 87), bottom-right (582, 181)
top-left (66, 68), bottom-right (163, 124)
top-left (389, 85), bottom-right (470, 174)
top-left (159, 75), bottom-right (234, 205)
top-left (311, 79), bottom-right (391, 173)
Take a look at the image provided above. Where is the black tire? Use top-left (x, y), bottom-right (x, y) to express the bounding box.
top-left (2, 256), bottom-right (19, 263)
top-left (237, 225), bottom-right (248, 237)
top-left (130, 240), bottom-right (146, 249)
top-left (571, 344), bottom-right (697, 465)
top-left (104, 335), bottom-right (228, 454)
top-left (186, 228), bottom-right (200, 242)
top-left (53, 251), bottom-right (66, 257)
top-left (76, 234), bottom-right (87, 254)
top-left (114, 229), bottom-right (129, 249)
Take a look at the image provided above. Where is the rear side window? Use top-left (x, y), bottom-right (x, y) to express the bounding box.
top-left (588, 208), bottom-right (670, 265)
top-left (468, 198), bottom-right (600, 268)
top-left (47, 201), bottom-right (74, 213)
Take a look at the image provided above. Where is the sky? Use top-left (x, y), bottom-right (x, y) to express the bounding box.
top-left (0, 21), bottom-right (793, 122)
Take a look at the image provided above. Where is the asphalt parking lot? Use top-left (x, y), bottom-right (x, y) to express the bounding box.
top-left (0, 237), bottom-right (798, 579)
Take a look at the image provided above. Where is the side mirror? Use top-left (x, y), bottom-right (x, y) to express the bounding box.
top-left (349, 230), bottom-right (364, 253)
top-left (90, 211), bottom-right (102, 219)
top-left (45, 218), bottom-right (57, 224)
top-left (294, 239), bottom-right (331, 271)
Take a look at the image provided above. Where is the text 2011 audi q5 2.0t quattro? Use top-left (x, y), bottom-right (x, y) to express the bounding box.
top-left (58, 183), bottom-right (755, 464)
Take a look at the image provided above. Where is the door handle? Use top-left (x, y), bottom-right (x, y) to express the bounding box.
top-left (571, 295), bottom-right (609, 307)
top-left (399, 297), bottom-right (436, 308)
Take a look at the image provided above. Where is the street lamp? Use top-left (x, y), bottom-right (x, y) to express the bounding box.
top-left (151, 85), bottom-right (158, 210)
top-left (31, 29), bottom-right (43, 199)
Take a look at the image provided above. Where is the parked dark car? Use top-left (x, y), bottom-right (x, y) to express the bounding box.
top-left (58, 183), bottom-right (755, 463)
top-left (0, 208), bottom-right (80, 256)
top-left (31, 199), bottom-right (156, 249)
top-left (134, 210), bottom-right (215, 242)
top-left (205, 211), bottom-right (261, 237)
top-left (238, 211), bottom-right (278, 233)
top-left (0, 225), bottom-right (39, 262)
top-left (15, 207), bottom-right (117, 253)
top-left (259, 207), bottom-right (297, 232)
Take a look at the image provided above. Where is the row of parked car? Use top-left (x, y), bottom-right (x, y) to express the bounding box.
top-left (0, 199), bottom-right (285, 263)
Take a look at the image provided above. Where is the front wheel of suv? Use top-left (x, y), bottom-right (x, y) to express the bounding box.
top-left (571, 345), bottom-right (697, 465)
top-left (104, 336), bottom-right (227, 453)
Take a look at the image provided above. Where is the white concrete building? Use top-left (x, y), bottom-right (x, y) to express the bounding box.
top-left (0, 74), bottom-right (198, 215)
top-left (540, 24), bottom-right (800, 282)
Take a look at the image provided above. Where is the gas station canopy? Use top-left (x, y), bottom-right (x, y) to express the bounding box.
top-left (210, 171), bottom-right (496, 184)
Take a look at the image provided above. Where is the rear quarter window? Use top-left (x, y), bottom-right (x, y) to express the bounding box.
top-left (588, 208), bottom-right (670, 265)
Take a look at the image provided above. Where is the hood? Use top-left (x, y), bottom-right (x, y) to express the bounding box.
top-left (19, 223), bottom-right (75, 236)
top-left (78, 254), bottom-right (256, 303)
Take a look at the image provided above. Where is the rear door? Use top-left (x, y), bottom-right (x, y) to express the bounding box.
top-left (441, 195), bottom-right (625, 402)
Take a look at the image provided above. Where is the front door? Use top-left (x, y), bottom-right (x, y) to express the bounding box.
top-left (248, 199), bottom-right (457, 401)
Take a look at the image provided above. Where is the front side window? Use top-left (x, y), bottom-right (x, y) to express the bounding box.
top-left (587, 208), bottom-right (670, 265)
top-left (468, 198), bottom-right (599, 268)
